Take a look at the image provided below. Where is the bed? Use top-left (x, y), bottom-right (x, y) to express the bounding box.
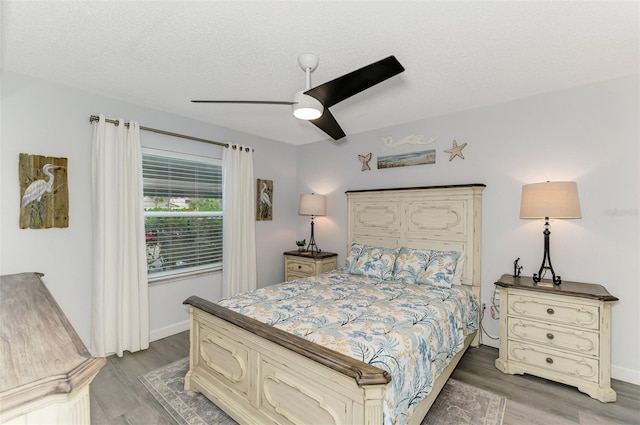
top-left (183, 184), bottom-right (485, 425)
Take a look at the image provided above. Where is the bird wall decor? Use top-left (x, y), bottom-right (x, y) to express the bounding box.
top-left (19, 154), bottom-right (69, 229)
top-left (256, 179), bottom-right (273, 221)
top-left (21, 163), bottom-right (63, 207)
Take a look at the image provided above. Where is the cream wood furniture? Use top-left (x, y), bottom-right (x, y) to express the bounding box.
top-left (183, 184), bottom-right (485, 425)
top-left (0, 272), bottom-right (105, 424)
top-left (494, 274), bottom-right (618, 402)
top-left (283, 250), bottom-right (337, 281)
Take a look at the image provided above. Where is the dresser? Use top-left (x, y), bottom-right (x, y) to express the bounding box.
top-left (494, 274), bottom-right (618, 402)
top-left (0, 273), bottom-right (105, 424)
top-left (283, 251), bottom-right (337, 281)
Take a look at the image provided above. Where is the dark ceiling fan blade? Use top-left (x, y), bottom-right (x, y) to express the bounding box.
top-left (191, 100), bottom-right (295, 105)
top-left (309, 109), bottom-right (346, 140)
top-left (304, 56), bottom-right (405, 108)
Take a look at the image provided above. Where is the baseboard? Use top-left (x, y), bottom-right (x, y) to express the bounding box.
top-left (150, 320), bottom-right (189, 342)
top-left (612, 364), bottom-right (640, 385)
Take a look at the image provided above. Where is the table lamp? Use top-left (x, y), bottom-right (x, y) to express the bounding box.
top-left (520, 181), bottom-right (581, 285)
top-left (298, 193), bottom-right (326, 254)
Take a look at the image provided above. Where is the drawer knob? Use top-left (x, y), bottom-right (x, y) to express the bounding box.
top-left (298, 265), bottom-right (302, 269)
top-left (546, 333), bottom-right (554, 340)
top-left (546, 308), bottom-right (555, 315)
top-left (546, 357), bottom-right (554, 364)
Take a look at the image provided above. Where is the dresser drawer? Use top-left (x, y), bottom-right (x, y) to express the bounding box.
top-left (508, 291), bottom-right (599, 330)
top-left (507, 317), bottom-right (599, 357)
top-left (286, 259), bottom-right (316, 275)
top-left (507, 341), bottom-right (599, 383)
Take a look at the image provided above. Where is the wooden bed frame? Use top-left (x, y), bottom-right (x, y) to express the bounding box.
top-left (184, 184), bottom-right (485, 425)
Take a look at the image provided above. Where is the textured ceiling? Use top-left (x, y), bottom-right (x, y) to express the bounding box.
top-left (2, 1), bottom-right (638, 145)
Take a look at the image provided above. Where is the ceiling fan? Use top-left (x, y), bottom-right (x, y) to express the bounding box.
top-left (191, 54), bottom-right (405, 140)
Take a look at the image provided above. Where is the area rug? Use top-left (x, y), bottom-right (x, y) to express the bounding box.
top-left (139, 358), bottom-right (506, 425)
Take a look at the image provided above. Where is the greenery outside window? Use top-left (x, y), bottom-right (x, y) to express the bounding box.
top-left (142, 150), bottom-right (222, 281)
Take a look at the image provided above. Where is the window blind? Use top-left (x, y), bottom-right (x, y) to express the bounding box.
top-left (142, 152), bottom-right (223, 278)
top-left (142, 153), bottom-right (222, 199)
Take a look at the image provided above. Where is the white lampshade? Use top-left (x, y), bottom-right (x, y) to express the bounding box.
top-left (292, 91), bottom-right (323, 120)
top-left (520, 181), bottom-right (582, 219)
top-left (298, 194), bottom-right (326, 216)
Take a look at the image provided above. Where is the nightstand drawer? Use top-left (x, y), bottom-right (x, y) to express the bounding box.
top-left (283, 251), bottom-right (338, 282)
top-left (507, 341), bottom-right (599, 383)
top-left (508, 291), bottom-right (599, 330)
top-left (286, 260), bottom-right (316, 275)
top-left (285, 272), bottom-right (308, 282)
top-left (507, 318), bottom-right (599, 356)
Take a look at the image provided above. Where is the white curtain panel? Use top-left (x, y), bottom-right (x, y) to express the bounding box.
top-left (91, 115), bottom-right (149, 357)
top-left (222, 144), bottom-right (257, 297)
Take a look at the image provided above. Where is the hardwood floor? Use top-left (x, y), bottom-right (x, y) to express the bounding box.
top-left (90, 331), bottom-right (189, 425)
top-left (90, 331), bottom-right (640, 424)
top-left (451, 345), bottom-right (640, 425)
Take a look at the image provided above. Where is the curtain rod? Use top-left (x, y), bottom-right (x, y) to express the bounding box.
top-left (89, 115), bottom-right (253, 151)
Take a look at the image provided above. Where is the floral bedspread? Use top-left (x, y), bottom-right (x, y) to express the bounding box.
top-left (218, 271), bottom-right (478, 425)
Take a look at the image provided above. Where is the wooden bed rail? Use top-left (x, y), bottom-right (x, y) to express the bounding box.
top-left (183, 296), bottom-right (391, 386)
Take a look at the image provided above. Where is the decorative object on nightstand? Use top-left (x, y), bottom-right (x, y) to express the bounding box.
top-left (298, 193), bottom-right (326, 254)
top-left (494, 274), bottom-right (618, 402)
top-left (520, 181), bottom-right (581, 285)
top-left (513, 257), bottom-right (522, 277)
top-left (283, 251), bottom-right (337, 281)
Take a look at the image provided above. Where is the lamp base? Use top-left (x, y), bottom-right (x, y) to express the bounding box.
top-left (533, 219), bottom-right (562, 285)
top-left (306, 217), bottom-right (321, 254)
top-left (533, 271), bottom-right (561, 285)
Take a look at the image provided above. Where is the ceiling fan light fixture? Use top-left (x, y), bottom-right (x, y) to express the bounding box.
top-left (192, 55), bottom-right (404, 140)
top-left (292, 91), bottom-right (323, 120)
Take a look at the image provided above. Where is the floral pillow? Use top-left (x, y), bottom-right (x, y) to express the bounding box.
top-left (346, 243), bottom-right (399, 280)
top-left (452, 251), bottom-right (465, 285)
top-left (393, 247), bottom-right (461, 288)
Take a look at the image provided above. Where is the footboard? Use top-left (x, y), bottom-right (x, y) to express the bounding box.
top-left (183, 296), bottom-right (390, 425)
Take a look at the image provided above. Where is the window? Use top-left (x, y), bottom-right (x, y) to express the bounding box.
top-left (142, 150), bottom-right (222, 280)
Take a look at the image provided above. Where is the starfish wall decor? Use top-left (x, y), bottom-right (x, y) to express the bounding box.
top-left (444, 139), bottom-right (467, 161)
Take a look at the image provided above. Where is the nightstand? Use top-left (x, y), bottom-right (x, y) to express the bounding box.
top-left (283, 251), bottom-right (337, 281)
top-left (494, 274), bottom-right (618, 402)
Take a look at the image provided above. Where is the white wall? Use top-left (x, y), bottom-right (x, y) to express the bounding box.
top-left (296, 75), bottom-right (640, 384)
top-left (0, 71), bottom-right (298, 346)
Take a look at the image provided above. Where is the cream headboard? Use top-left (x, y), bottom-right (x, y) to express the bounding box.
top-left (346, 184), bottom-right (485, 295)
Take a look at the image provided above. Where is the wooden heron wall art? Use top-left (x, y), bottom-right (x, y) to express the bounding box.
top-left (256, 178), bottom-right (273, 221)
top-left (19, 153), bottom-right (69, 229)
